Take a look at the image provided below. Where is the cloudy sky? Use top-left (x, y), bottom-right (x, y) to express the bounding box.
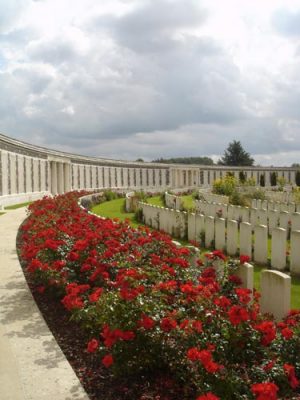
top-left (1, 0), bottom-right (300, 165)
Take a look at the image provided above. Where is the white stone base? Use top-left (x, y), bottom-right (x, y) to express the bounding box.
top-left (0, 192), bottom-right (51, 208)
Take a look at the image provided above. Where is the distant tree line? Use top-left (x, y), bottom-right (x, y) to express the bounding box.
top-left (152, 156), bottom-right (214, 165)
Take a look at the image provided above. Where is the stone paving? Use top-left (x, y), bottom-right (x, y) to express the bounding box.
top-left (0, 208), bottom-right (90, 400)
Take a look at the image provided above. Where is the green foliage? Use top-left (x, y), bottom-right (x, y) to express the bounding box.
top-left (229, 191), bottom-right (248, 207)
top-left (213, 175), bottom-right (237, 196)
top-left (244, 177), bottom-right (256, 186)
top-left (277, 176), bottom-right (286, 190)
top-left (152, 156), bottom-right (214, 165)
top-left (259, 174), bottom-right (265, 187)
top-left (218, 140), bottom-right (254, 166)
top-left (296, 171), bottom-right (300, 187)
top-left (270, 172), bottom-right (277, 186)
top-left (239, 171), bottom-right (246, 183)
top-left (246, 189), bottom-right (266, 201)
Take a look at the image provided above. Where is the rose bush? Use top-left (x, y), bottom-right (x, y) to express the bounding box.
top-left (20, 192), bottom-right (300, 399)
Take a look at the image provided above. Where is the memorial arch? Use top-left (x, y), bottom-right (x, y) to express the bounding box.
top-left (0, 132), bottom-right (298, 207)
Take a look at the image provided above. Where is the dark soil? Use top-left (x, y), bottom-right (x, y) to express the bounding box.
top-left (20, 253), bottom-right (192, 400)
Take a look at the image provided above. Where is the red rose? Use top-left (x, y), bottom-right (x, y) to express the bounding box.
top-left (87, 338), bottom-right (99, 353)
top-left (102, 354), bottom-right (113, 368)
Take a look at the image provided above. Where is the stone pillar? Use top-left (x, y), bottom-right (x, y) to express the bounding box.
top-left (271, 228), bottom-right (286, 271)
top-left (64, 163), bottom-right (71, 192)
top-left (10, 153), bottom-right (17, 194)
top-left (291, 230), bottom-right (300, 275)
top-left (72, 165), bottom-right (79, 190)
top-left (57, 162), bottom-right (64, 194)
top-left (141, 169), bottom-right (147, 188)
top-left (25, 157), bottom-right (32, 193)
top-left (91, 166), bottom-right (97, 188)
top-left (265, 171), bottom-right (271, 186)
top-left (18, 155), bottom-right (25, 193)
top-left (32, 159), bottom-right (39, 192)
top-left (110, 167), bottom-right (116, 188)
top-left (240, 222), bottom-right (252, 259)
top-left (103, 167), bottom-right (109, 188)
top-left (51, 161), bottom-right (58, 195)
top-left (260, 270), bottom-right (291, 320)
top-left (39, 160), bottom-right (46, 191)
top-left (205, 216), bottom-right (215, 249)
top-left (203, 170), bottom-right (208, 186)
top-left (254, 225), bottom-right (268, 264)
top-left (215, 218), bottom-right (226, 251)
top-left (227, 220), bottom-right (238, 256)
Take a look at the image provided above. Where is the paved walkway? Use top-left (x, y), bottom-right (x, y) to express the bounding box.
top-left (0, 208), bottom-right (90, 400)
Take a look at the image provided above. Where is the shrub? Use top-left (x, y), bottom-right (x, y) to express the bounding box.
top-left (213, 175), bottom-right (237, 196)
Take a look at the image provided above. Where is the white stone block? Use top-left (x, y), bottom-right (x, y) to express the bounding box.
top-left (290, 230), bottom-right (300, 275)
top-left (205, 216), bottom-right (215, 248)
top-left (260, 270), bottom-right (291, 320)
top-left (291, 212), bottom-right (300, 231)
top-left (236, 262), bottom-right (253, 291)
top-left (195, 214), bottom-right (205, 244)
top-left (188, 213), bottom-right (196, 241)
top-left (215, 218), bottom-right (226, 251)
top-left (240, 222), bottom-right (252, 259)
top-left (227, 219), bottom-right (238, 256)
top-left (254, 225), bottom-right (268, 264)
top-left (271, 228), bottom-right (287, 271)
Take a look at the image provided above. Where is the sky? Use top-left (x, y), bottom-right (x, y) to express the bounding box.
top-left (1, 0), bottom-right (300, 166)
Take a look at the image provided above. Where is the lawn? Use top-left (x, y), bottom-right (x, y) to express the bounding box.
top-left (5, 201), bottom-right (32, 210)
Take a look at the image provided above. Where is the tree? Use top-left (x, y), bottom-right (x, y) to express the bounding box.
top-left (296, 171), bottom-right (300, 187)
top-left (218, 140), bottom-right (254, 166)
top-left (270, 172), bottom-right (277, 186)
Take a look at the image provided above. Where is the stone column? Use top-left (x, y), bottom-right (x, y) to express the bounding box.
top-left (18, 155), bottom-right (25, 193)
top-left (51, 161), bottom-right (58, 195)
top-left (57, 162), bottom-right (64, 194)
top-left (25, 157), bottom-right (32, 193)
top-left (64, 163), bottom-right (71, 192)
top-left (10, 153), bottom-right (17, 194)
top-left (33, 159), bottom-right (39, 192)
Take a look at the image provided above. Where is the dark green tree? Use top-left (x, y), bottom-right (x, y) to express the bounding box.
top-left (239, 171), bottom-right (246, 183)
top-left (218, 140), bottom-right (254, 166)
top-left (270, 172), bottom-right (277, 186)
top-left (296, 171), bottom-right (300, 187)
top-left (260, 173), bottom-right (265, 187)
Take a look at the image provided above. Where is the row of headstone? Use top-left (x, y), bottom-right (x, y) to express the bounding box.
top-left (252, 198), bottom-right (300, 212)
top-left (165, 192), bottom-right (183, 211)
top-left (140, 202), bottom-right (300, 274)
top-left (264, 190), bottom-right (295, 203)
top-left (198, 191), bottom-right (229, 204)
top-left (195, 199), bottom-right (300, 234)
top-left (141, 202), bottom-right (187, 238)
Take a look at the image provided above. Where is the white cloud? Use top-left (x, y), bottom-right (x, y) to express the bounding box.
top-left (0, 0), bottom-right (300, 166)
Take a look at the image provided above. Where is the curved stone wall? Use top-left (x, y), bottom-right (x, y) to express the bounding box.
top-left (0, 132), bottom-right (298, 206)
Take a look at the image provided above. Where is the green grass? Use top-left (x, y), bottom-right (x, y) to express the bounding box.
top-left (147, 196), bottom-right (164, 207)
top-left (181, 195), bottom-right (194, 210)
top-left (5, 201), bottom-right (31, 210)
top-left (91, 198), bottom-right (140, 228)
